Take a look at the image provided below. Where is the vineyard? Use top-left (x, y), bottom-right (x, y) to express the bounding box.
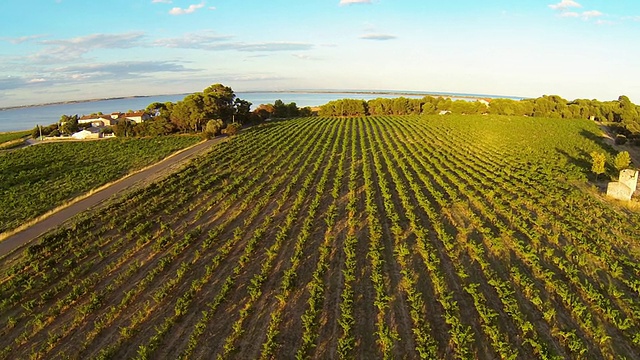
top-left (0, 135), bottom-right (200, 234)
top-left (1, 115), bottom-right (640, 359)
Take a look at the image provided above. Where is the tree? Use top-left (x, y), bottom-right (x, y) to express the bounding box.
top-left (114, 120), bottom-right (135, 137)
top-left (254, 104), bottom-right (275, 120)
top-left (146, 102), bottom-right (168, 116)
top-left (171, 94), bottom-right (206, 132)
top-left (60, 114), bottom-right (79, 134)
top-left (203, 119), bottom-right (224, 139)
top-left (203, 83), bottom-right (236, 122)
top-left (273, 99), bottom-right (288, 118)
top-left (299, 107), bottom-right (313, 117)
top-left (619, 95), bottom-right (640, 135)
top-left (489, 98), bottom-right (518, 116)
top-left (590, 151), bottom-right (606, 181)
top-left (133, 117), bottom-right (176, 136)
top-left (614, 151), bottom-right (631, 172)
top-left (319, 99), bottom-right (366, 117)
top-left (233, 98), bottom-right (252, 124)
top-left (31, 126), bottom-right (41, 139)
top-left (286, 102), bottom-right (300, 117)
top-left (224, 122), bottom-right (241, 136)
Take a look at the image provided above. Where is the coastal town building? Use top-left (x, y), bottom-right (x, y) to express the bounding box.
top-left (78, 111), bottom-right (150, 127)
top-left (71, 127), bottom-right (102, 140)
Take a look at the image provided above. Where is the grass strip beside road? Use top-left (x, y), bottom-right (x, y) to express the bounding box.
top-left (0, 135), bottom-right (201, 235)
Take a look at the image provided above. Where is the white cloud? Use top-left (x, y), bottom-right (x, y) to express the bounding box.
top-left (54, 61), bottom-right (193, 82)
top-left (152, 0), bottom-right (171, 3)
top-left (215, 42), bottom-right (313, 52)
top-left (360, 34), bottom-right (397, 41)
top-left (582, 10), bottom-right (603, 19)
top-left (548, 0), bottom-right (581, 10)
top-left (221, 74), bottom-right (287, 82)
top-left (559, 11), bottom-right (580, 18)
top-left (339, 0), bottom-right (372, 6)
top-left (3, 35), bottom-right (46, 44)
top-left (595, 19), bottom-right (614, 25)
top-left (169, 2), bottom-right (205, 15)
top-left (32, 32), bottom-right (145, 62)
top-left (0, 77), bottom-right (29, 91)
top-left (154, 32), bottom-right (313, 52)
top-left (549, 1), bottom-right (605, 23)
top-left (154, 31), bottom-right (232, 48)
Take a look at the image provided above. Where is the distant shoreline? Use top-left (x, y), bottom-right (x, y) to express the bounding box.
top-left (0, 90), bottom-right (522, 111)
top-left (248, 90), bottom-right (520, 100)
top-left (0, 95), bottom-right (188, 111)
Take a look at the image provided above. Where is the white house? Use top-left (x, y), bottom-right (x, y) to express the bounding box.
top-left (477, 99), bottom-right (491, 106)
top-left (71, 127), bottom-right (101, 140)
top-left (79, 114), bottom-right (117, 127)
top-left (123, 111), bottom-right (150, 123)
top-left (78, 111), bottom-right (150, 126)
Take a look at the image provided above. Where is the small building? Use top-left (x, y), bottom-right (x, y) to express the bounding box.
top-left (124, 111), bottom-right (150, 123)
top-left (477, 99), bottom-right (491, 106)
top-left (79, 114), bottom-right (117, 127)
top-left (78, 111), bottom-right (149, 126)
top-left (71, 127), bottom-right (101, 140)
top-left (606, 169), bottom-right (639, 201)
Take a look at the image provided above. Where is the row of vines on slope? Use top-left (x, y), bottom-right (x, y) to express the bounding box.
top-left (0, 115), bottom-right (639, 359)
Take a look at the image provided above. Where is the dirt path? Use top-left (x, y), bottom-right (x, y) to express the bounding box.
top-left (598, 124), bottom-right (640, 197)
top-left (0, 137), bottom-right (224, 258)
top-left (598, 124), bottom-right (640, 167)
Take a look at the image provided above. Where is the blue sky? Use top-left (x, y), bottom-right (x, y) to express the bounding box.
top-left (1, 0), bottom-right (639, 107)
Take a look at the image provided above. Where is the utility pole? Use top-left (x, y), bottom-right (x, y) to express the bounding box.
top-left (38, 124), bottom-right (42, 140)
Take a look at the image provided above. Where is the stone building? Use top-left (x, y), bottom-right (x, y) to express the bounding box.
top-left (606, 169), bottom-right (639, 201)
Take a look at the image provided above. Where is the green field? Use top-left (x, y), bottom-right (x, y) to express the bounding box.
top-left (0, 131), bottom-right (30, 145)
top-left (0, 136), bottom-right (200, 234)
top-left (0, 115), bottom-right (639, 359)
top-left (0, 131), bottom-right (31, 150)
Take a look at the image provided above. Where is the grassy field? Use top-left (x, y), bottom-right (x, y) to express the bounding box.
top-left (0, 131), bottom-right (31, 145)
top-left (0, 115), bottom-right (639, 359)
top-left (0, 131), bottom-right (31, 150)
top-left (0, 135), bottom-right (201, 234)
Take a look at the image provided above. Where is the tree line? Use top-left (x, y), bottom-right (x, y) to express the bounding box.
top-left (318, 95), bottom-right (640, 140)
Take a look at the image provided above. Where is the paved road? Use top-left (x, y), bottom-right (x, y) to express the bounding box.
top-left (0, 137), bottom-right (222, 258)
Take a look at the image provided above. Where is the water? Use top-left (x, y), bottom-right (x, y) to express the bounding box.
top-left (0, 91), bottom-right (513, 132)
top-left (0, 94), bottom-right (185, 133)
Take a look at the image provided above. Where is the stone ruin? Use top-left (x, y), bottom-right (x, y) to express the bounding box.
top-left (606, 169), bottom-right (639, 201)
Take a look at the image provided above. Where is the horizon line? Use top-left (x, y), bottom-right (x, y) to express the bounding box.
top-left (1, 89), bottom-right (526, 111)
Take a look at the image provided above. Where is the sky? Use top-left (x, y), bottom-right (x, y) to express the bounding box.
top-left (1, 0), bottom-right (639, 107)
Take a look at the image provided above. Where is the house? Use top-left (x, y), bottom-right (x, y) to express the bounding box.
top-left (78, 111), bottom-right (150, 126)
top-left (71, 127), bottom-right (102, 140)
top-left (79, 114), bottom-right (100, 125)
top-left (477, 99), bottom-right (491, 106)
top-left (79, 114), bottom-right (117, 127)
top-left (78, 115), bottom-right (117, 127)
top-left (123, 111), bottom-right (151, 123)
